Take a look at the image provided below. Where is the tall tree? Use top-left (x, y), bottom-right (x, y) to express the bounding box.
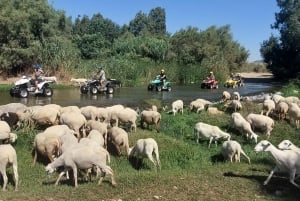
top-left (148, 7), bottom-right (166, 35)
top-left (260, 0), bottom-right (300, 79)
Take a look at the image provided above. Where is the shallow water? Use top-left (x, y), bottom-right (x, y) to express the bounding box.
top-left (0, 81), bottom-right (279, 107)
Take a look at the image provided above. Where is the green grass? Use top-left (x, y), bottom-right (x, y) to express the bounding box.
top-left (1, 104), bottom-right (300, 201)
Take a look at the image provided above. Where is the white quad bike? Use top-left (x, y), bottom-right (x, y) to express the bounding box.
top-left (10, 76), bottom-right (54, 98)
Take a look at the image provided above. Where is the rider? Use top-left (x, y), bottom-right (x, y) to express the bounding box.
top-left (94, 65), bottom-right (106, 87)
top-left (207, 71), bottom-right (215, 81)
top-left (32, 64), bottom-right (44, 93)
top-left (159, 69), bottom-right (167, 84)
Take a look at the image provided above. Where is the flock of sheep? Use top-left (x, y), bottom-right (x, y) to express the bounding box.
top-left (0, 89), bottom-right (300, 191)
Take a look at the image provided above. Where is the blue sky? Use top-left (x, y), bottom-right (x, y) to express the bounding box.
top-left (48, 0), bottom-right (279, 62)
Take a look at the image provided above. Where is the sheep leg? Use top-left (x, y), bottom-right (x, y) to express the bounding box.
top-left (146, 153), bottom-right (158, 169)
top-left (0, 167), bottom-right (8, 191)
top-left (289, 168), bottom-right (300, 188)
top-left (72, 165), bottom-right (78, 187)
top-left (13, 164), bottom-right (18, 191)
top-left (33, 149), bottom-right (38, 166)
top-left (264, 166), bottom-right (278, 185)
top-left (55, 171), bottom-right (66, 186)
top-left (208, 137), bottom-right (214, 148)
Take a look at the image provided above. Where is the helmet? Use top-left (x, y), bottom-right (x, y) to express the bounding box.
top-left (98, 65), bottom-right (103, 71)
top-left (33, 63), bottom-right (42, 69)
top-left (161, 69), bottom-right (165, 73)
top-left (210, 71), bottom-right (213, 74)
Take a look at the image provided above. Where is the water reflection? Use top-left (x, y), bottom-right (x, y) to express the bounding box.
top-left (0, 82), bottom-right (279, 107)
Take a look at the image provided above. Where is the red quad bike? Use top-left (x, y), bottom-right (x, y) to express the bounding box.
top-left (201, 79), bottom-right (219, 89)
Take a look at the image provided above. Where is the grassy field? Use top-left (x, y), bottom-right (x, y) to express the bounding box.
top-left (1, 98), bottom-right (300, 201)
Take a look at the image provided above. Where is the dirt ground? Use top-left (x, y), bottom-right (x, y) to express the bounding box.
top-left (0, 72), bottom-right (273, 85)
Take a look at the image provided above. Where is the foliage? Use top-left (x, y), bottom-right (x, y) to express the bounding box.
top-left (260, 0), bottom-right (300, 80)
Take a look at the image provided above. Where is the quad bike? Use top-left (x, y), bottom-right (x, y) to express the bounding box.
top-left (147, 76), bottom-right (171, 92)
top-left (10, 76), bottom-right (54, 98)
top-left (200, 78), bottom-right (219, 89)
top-left (224, 77), bottom-right (244, 88)
top-left (80, 79), bottom-right (114, 95)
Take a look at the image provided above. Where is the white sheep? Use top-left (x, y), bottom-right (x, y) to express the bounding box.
top-left (229, 112), bottom-right (258, 143)
top-left (277, 140), bottom-right (300, 155)
top-left (271, 94), bottom-right (285, 104)
top-left (110, 107), bottom-right (138, 132)
top-left (172, 99), bottom-right (184, 116)
top-left (86, 129), bottom-right (105, 148)
top-left (254, 140), bottom-right (300, 188)
top-left (140, 110), bottom-right (161, 132)
top-left (233, 91), bottom-right (241, 101)
top-left (204, 104), bottom-right (224, 115)
top-left (225, 100), bottom-right (242, 112)
top-left (60, 106), bottom-right (81, 115)
top-left (194, 122), bottom-right (231, 148)
top-left (96, 107), bottom-right (110, 122)
top-left (0, 144), bottom-right (18, 191)
top-left (245, 113), bottom-right (274, 138)
top-left (275, 101), bottom-right (289, 120)
top-left (189, 99), bottom-right (205, 113)
top-left (261, 99), bottom-right (275, 116)
top-left (31, 105), bottom-right (60, 126)
top-left (70, 78), bottom-right (87, 86)
top-left (221, 140), bottom-right (250, 164)
top-left (60, 111), bottom-right (87, 139)
top-left (222, 91), bottom-right (231, 102)
top-left (45, 145), bottom-right (117, 187)
top-left (287, 103), bottom-right (300, 128)
top-left (107, 127), bottom-right (130, 156)
top-left (80, 106), bottom-right (99, 121)
top-left (85, 120), bottom-right (108, 147)
top-left (0, 103), bottom-right (27, 116)
top-left (43, 76), bottom-right (57, 83)
top-left (128, 138), bottom-right (160, 170)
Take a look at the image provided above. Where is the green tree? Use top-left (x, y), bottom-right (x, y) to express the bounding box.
top-left (260, 0), bottom-right (300, 80)
top-left (148, 7), bottom-right (166, 35)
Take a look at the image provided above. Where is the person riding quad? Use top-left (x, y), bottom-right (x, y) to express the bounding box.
top-left (94, 65), bottom-right (106, 87)
top-left (32, 64), bottom-right (44, 93)
top-left (207, 71), bottom-right (215, 81)
top-left (159, 69), bottom-right (167, 84)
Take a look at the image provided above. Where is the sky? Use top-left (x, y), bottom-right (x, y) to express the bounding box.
top-left (48, 0), bottom-right (279, 62)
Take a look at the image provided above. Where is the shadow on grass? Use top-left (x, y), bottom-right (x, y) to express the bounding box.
top-left (223, 171), bottom-right (300, 199)
top-left (128, 156), bottom-right (152, 170)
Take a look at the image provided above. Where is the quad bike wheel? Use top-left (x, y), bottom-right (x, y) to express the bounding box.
top-left (107, 87), bottom-right (114, 94)
top-left (156, 86), bottom-right (162, 92)
top-left (43, 87), bottom-right (53, 97)
top-left (18, 88), bottom-right (28, 98)
top-left (80, 85), bottom-right (89, 94)
top-left (90, 86), bottom-right (98, 95)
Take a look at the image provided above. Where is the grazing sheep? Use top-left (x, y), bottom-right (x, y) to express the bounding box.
top-left (80, 106), bottom-right (99, 121)
top-left (0, 103), bottom-right (27, 116)
top-left (189, 100), bottom-right (205, 113)
top-left (85, 120), bottom-right (108, 147)
top-left (172, 100), bottom-right (184, 116)
top-left (229, 112), bottom-right (258, 143)
top-left (97, 107), bottom-right (110, 122)
top-left (0, 144), bottom-right (18, 191)
top-left (0, 120), bottom-right (11, 135)
top-left (128, 138), bottom-right (160, 170)
top-left (60, 111), bottom-right (87, 139)
top-left (110, 107), bottom-right (138, 132)
top-left (287, 103), bottom-right (300, 128)
top-left (261, 99), bottom-right (275, 116)
top-left (271, 94), bottom-right (285, 104)
top-left (107, 127), bottom-right (130, 156)
top-left (277, 140), bottom-right (300, 155)
top-left (222, 91), bottom-right (231, 102)
top-left (284, 96), bottom-right (300, 105)
top-left (254, 140), bottom-right (300, 188)
top-left (225, 100), bottom-right (242, 112)
top-left (245, 113), bottom-right (274, 138)
top-left (204, 104), bottom-right (224, 115)
top-left (0, 112), bottom-right (19, 128)
top-left (194, 122), bottom-right (231, 148)
top-left (31, 105), bottom-right (60, 127)
top-left (86, 129), bottom-right (105, 148)
top-left (221, 140), bottom-right (250, 164)
top-left (275, 101), bottom-right (289, 120)
top-left (45, 145), bottom-right (117, 187)
top-left (140, 110), bottom-right (161, 132)
top-left (60, 106), bottom-right (81, 115)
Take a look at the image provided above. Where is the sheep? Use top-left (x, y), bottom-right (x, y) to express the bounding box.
top-left (172, 99), bottom-right (184, 116)
top-left (229, 112), bottom-right (258, 143)
top-left (60, 111), bottom-right (87, 139)
top-left (86, 129), bottom-right (105, 148)
top-left (60, 106), bottom-right (81, 115)
top-left (107, 126), bottom-right (130, 156)
top-left (271, 94), bottom-right (285, 104)
top-left (0, 112), bottom-right (19, 128)
top-left (261, 99), bottom-right (275, 116)
top-left (233, 91), bottom-right (241, 101)
top-left (204, 104), bottom-right (224, 115)
top-left (110, 107), bottom-right (138, 132)
top-left (97, 107), bottom-right (110, 122)
top-left (287, 103), bottom-right (300, 128)
top-left (0, 144), bottom-right (18, 191)
top-left (128, 138), bottom-right (160, 170)
top-left (140, 110), bottom-right (161, 132)
top-left (80, 106), bottom-right (99, 121)
top-left (275, 101), bottom-right (289, 120)
top-left (277, 140), bottom-right (300, 155)
top-left (43, 76), bottom-right (57, 83)
top-left (225, 100), bottom-right (242, 112)
top-left (194, 122), bottom-right (231, 148)
top-left (245, 113), bottom-right (274, 138)
top-left (16, 110), bottom-right (34, 128)
top-left (284, 96), bottom-right (300, 105)
top-left (33, 132), bottom-right (61, 166)
top-left (0, 120), bottom-right (11, 135)
top-left (70, 78), bottom-right (87, 86)
top-left (189, 100), bottom-right (205, 113)
top-left (0, 103), bottom-right (27, 116)
top-left (222, 91), bottom-right (231, 102)
top-left (221, 140), bottom-right (250, 164)
top-left (31, 105), bottom-right (60, 127)
top-left (254, 140), bottom-right (300, 188)
top-left (45, 145), bottom-right (117, 187)
top-left (85, 120), bottom-right (108, 147)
